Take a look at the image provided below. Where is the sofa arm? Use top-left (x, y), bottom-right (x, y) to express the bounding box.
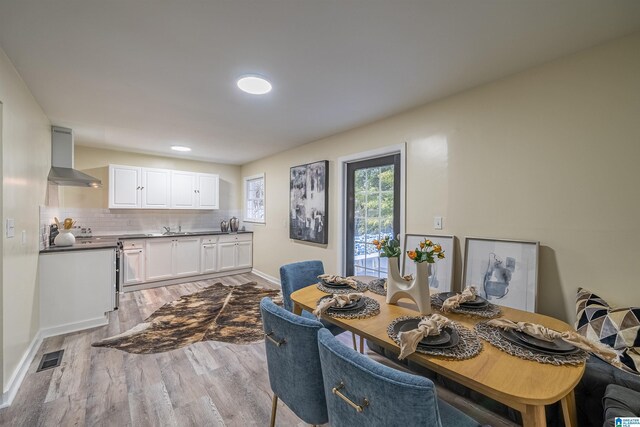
top-left (603, 384), bottom-right (640, 427)
top-left (576, 356), bottom-right (640, 427)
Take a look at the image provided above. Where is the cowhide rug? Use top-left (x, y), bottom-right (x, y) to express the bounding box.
top-left (92, 282), bottom-right (281, 354)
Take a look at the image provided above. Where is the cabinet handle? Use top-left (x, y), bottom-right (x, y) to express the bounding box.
top-left (140, 186), bottom-right (145, 190)
top-left (136, 186), bottom-right (140, 190)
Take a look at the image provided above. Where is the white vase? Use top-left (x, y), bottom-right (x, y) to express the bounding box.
top-left (54, 230), bottom-right (76, 247)
top-left (386, 257), bottom-right (432, 315)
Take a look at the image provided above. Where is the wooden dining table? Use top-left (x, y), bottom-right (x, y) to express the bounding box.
top-left (291, 282), bottom-right (585, 427)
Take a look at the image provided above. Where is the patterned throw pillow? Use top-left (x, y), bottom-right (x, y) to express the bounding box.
top-left (576, 287), bottom-right (640, 374)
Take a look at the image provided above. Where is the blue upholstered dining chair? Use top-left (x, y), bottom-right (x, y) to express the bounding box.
top-left (260, 297), bottom-right (328, 427)
top-left (317, 328), bottom-right (483, 427)
top-left (279, 260), bottom-right (347, 337)
top-left (280, 260), bottom-right (363, 352)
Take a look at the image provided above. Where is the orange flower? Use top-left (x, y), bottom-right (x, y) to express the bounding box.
top-left (407, 250), bottom-right (417, 260)
top-left (433, 244), bottom-right (442, 253)
top-left (424, 239), bottom-right (433, 246)
top-left (419, 241), bottom-right (425, 249)
top-left (372, 239), bottom-right (379, 246)
top-left (437, 252), bottom-right (445, 259)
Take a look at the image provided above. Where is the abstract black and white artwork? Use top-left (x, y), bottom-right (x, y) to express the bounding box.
top-left (290, 160), bottom-right (328, 244)
top-left (462, 237), bottom-right (539, 312)
top-left (402, 234), bottom-right (455, 292)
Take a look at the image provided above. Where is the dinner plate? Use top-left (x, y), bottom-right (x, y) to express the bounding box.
top-left (437, 292), bottom-right (489, 308)
top-left (321, 279), bottom-right (353, 289)
top-left (322, 297), bottom-right (366, 312)
top-left (392, 319), bottom-right (459, 348)
top-left (499, 329), bottom-right (580, 355)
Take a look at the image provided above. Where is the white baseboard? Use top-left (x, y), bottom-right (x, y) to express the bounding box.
top-left (1, 330), bottom-right (44, 409)
top-left (252, 268), bottom-right (281, 286)
top-left (39, 315), bottom-right (109, 339)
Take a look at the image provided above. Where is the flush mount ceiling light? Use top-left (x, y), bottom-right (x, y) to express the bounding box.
top-left (171, 145), bottom-right (191, 152)
top-left (237, 75), bottom-right (272, 95)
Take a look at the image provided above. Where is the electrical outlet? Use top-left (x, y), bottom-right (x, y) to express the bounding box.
top-left (434, 216), bottom-right (443, 230)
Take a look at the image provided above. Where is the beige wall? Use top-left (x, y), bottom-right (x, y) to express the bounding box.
top-left (0, 47), bottom-right (51, 391)
top-left (60, 146), bottom-right (242, 211)
top-left (242, 32), bottom-right (640, 323)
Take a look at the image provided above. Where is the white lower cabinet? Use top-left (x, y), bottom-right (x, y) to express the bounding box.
top-left (201, 241), bottom-right (218, 274)
top-left (123, 240), bottom-right (146, 285)
top-left (217, 241), bottom-right (237, 272)
top-left (124, 234), bottom-right (252, 286)
top-left (174, 237), bottom-right (201, 277)
top-left (146, 237), bottom-right (201, 281)
top-left (217, 234), bottom-right (253, 272)
top-left (146, 238), bottom-right (174, 281)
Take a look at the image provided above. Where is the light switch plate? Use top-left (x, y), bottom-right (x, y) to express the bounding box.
top-left (22, 230), bottom-right (27, 244)
top-left (6, 218), bottom-right (15, 238)
top-left (434, 216), bottom-right (443, 230)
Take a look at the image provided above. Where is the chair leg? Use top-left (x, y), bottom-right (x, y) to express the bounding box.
top-left (270, 394), bottom-right (278, 427)
top-left (351, 332), bottom-right (357, 351)
top-left (359, 336), bottom-right (365, 354)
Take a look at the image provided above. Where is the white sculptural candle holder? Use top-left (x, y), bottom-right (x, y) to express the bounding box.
top-left (386, 258), bottom-right (432, 315)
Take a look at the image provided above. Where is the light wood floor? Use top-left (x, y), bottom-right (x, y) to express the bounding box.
top-left (0, 273), bottom-right (515, 426)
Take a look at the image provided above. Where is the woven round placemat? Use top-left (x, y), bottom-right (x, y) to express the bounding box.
top-left (367, 278), bottom-right (387, 296)
top-left (430, 294), bottom-right (502, 319)
top-left (316, 280), bottom-right (368, 294)
top-left (387, 315), bottom-right (482, 360)
top-left (474, 322), bottom-right (588, 366)
top-left (317, 296), bottom-right (380, 319)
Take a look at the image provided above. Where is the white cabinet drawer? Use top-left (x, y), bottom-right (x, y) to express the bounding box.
top-left (122, 240), bottom-right (145, 250)
top-left (217, 233), bottom-right (252, 244)
top-left (200, 236), bottom-right (219, 244)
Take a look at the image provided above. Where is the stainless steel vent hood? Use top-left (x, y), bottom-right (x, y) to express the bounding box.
top-left (48, 126), bottom-right (102, 187)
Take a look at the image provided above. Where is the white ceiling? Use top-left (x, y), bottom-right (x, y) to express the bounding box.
top-left (1, 1), bottom-right (639, 165)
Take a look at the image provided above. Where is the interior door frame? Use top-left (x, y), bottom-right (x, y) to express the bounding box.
top-left (337, 143), bottom-right (406, 276)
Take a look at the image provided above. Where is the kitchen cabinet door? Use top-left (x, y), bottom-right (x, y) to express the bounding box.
top-left (236, 240), bottom-right (253, 269)
top-left (123, 248), bottom-right (145, 285)
top-left (146, 238), bottom-right (174, 281)
top-left (174, 237), bottom-right (201, 277)
top-left (141, 168), bottom-right (170, 209)
top-left (109, 165), bottom-right (141, 208)
top-left (197, 173), bottom-right (219, 209)
top-left (217, 242), bottom-right (237, 271)
top-left (171, 171), bottom-right (197, 209)
top-left (201, 244), bottom-right (217, 274)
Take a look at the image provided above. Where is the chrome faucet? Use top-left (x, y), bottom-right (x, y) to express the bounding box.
top-left (162, 226), bottom-right (171, 234)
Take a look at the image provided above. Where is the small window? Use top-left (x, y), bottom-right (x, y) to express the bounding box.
top-left (244, 173), bottom-right (265, 223)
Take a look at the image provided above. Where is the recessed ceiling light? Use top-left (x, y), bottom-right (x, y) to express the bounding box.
top-left (237, 75), bottom-right (272, 95)
top-left (171, 145), bottom-right (191, 152)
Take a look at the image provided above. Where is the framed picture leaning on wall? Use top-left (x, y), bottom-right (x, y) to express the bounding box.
top-left (462, 237), bottom-right (539, 312)
top-left (402, 234), bottom-right (455, 292)
top-left (289, 160), bottom-right (329, 244)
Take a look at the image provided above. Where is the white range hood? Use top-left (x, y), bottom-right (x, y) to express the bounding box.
top-left (47, 126), bottom-right (102, 187)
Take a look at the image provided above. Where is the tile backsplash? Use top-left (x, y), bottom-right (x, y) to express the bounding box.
top-left (40, 206), bottom-right (241, 248)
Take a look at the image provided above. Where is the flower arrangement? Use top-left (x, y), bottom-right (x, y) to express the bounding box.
top-left (372, 235), bottom-right (402, 258)
top-left (407, 239), bottom-right (445, 263)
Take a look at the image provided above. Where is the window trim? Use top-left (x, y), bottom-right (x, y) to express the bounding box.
top-left (243, 173), bottom-right (266, 224)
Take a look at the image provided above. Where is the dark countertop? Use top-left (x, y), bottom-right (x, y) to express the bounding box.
top-left (40, 239), bottom-right (119, 254)
top-left (40, 230), bottom-right (253, 254)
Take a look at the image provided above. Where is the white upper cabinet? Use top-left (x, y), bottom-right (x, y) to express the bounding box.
top-left (197, 173), bottom-right (219, 209)
top-left (109, 165), bottom-right (141, 208)
top-left (171, 171), bottom-right (197, 209)
top-left (141, 168), bottom-right (171, 209)
top-left (109, 164), bottom-right (219, 210)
